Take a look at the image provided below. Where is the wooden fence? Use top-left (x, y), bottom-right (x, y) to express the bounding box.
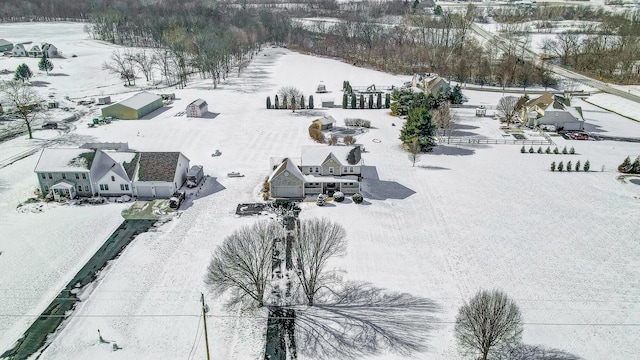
top-left (440, 137), bottom-right (553, 146)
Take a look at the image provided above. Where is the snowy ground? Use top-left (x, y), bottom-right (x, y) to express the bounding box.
top-left (0, 23), bottom-right (639, 360)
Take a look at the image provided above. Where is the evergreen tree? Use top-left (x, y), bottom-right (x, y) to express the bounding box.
top-left (632, 156), bottom-right (640, 174)
top-left (351, 94), bottom-right (356, 109)
top-left (529, 146), bottom-right (534, 153)
top-left (300, 95), bottom-right (305, 110)
top-left (385, 93), bottom-right (391, 108)
top-left (449, 84), bottom-right (464, 104)
top-left (551, 161), bottom-right (556, 171)
top-left (38, 54), bottom-right (53, 75)
top-left (368, 94), bottom-right (374, 109)
top-left (562, 146), bottom-right (568, 154)
top-left (558, 161), bottom-right (564, 171)
top-left (618, 156), bottom-right (632, 173)
top-left (553, 147), bottom-right (559, 154)
top-left (266, 96), bottom-right (271, 109)
top-left (537, 147), bottom-right (542, 154)
top-left (521, 146), bottom-right (526, 153)
top-left (584, 160), bottom-right (590, 171)
top-left (567, 160), bottom-right (572, 171)
top-left (570, 146), bottom-right (575, 154)
top-left (434, 4), bottom-right (443, 15)
top-left (400, 107), bottom-right (438, 151)
top-left (377, 93), bottom-right (382, 109)
top-left (545, 146), bottom-right (551, 154)
top-left (342, 93), bottom-right (348, 109)
top-left (274, 95), bottom-right (279, 109)
top-left (308, 95), bottom-right (314, 109)
top-left (359, 94), bottom-right (365, 109)
top-left (291, 96), bottom-right (296, 112)
top-left (576, 160), bottom-right (581, 172)
top-left (14, 63), bottom-right (33, 83)
top-left (282, 95), bottom-right (288, 109)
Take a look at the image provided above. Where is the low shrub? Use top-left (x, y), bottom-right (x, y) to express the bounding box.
top-left (352, 193), bottom-right (363, 204)
top-left (333, 191), bottom-right (345, 202)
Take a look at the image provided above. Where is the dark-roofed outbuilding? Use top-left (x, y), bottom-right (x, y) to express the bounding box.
top-left (132, 152), bottom-right (190, 199)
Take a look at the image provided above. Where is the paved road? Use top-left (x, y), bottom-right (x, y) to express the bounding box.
top-left (470, 23), bottom-right (640, 104)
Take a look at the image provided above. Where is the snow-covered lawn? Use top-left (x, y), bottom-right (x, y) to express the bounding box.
top-left (0, 22), bottom-right (639, 360)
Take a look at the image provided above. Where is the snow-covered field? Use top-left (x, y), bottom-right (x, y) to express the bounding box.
top-left (0, 22), bottom-right (639, 360)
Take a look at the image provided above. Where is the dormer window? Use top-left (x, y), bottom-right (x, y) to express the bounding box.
top-left (111, 176), bottom-right (115, 181)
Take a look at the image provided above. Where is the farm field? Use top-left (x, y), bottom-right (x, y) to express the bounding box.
top-left (0, 22), bottom-right (639, 360)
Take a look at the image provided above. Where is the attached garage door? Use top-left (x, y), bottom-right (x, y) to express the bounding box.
top-left (274, 186), bottom-right (303, 198)
top-left (155, 185), bottom-right (173, 198)
top-left (136, 186), bottom-right (153, 199)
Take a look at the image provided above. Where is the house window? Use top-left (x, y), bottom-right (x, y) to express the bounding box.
top-left (349, 167), bottom-right (354, 173)
top-left (82, 173), bottom-right (86, 179)
top-left (61, 173), bottom-right (66, 179)
top-left (105, 184), bottom-right (109, 190)
top-left (99, 184), bottom-right (104, 191)
top-left (78, 185), bottom-right (82, 192)
top-left (44, 186), bottom-right (49, 191)
top-left (329, 167), bottom-right (334, 174)
top-left (120, 184), bottom-right (125, 191)
top-left (75, 173), bottom-right (79, 179)
top-left (111, 176), bottom-right (115, 181)
top-left (125, 184), bottom-right (129, 191)
top-left (41, 173), bottom-right (46, 179)
top-left (48, 173), bottom-right (52, 179)
top-left (85, 185), bottom-right (89, 191)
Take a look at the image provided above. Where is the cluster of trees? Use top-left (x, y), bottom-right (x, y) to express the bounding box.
top-left (618, 156), bottom-right (640, 174)
top-left (266, 87), bottom-right (312, 111)
top-left (205, 217), bottom-right (347, 308)
top-left (551, 160), bottom-right (590, 172)
top-left (341, 92), bottom-right (387, 110)
top-left (521, 146), bottom-right (575, 154)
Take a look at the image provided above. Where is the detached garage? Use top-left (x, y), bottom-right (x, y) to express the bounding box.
top-left (101, 92), bottom-right (163, 120)
top-left (268, 158), bottom-right (305, 199)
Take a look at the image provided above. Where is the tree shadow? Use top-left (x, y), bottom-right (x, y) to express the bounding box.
top-left (495, 343), bottom-right (583, 360)
top-left (293, 281), bottom-right (441, 359)
top-left (360, 166), bottom-right (416, 200)
top-left (429, 145), bottom-right (475, 156)
top-left (47, 73), bottom-right (69, 77)
top-left (30, 81), bottom-right (50, 87)
top-left (139, 106), bottom-right (173, 120)
top-left (418, 165), bottom-right (450, 170)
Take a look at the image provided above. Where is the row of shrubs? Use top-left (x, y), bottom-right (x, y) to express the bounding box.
top-left (522, 146), bottom-right (576, 154)
top-left (344, 118), bottom-right (371, 128)
top-left (550, 160), bottom-right (590, 172)
top-left (342, 93), bottom-right (390, 109)
top-left (266, 95), bottom-right (314, 110)
top-left (618, 155), bottom-right (640, 174)
top-left (333, 191), bottom-right (363, 204)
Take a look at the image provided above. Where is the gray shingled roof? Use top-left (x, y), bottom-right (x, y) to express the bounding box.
top-left (137, 152), bottom-right (181, 182)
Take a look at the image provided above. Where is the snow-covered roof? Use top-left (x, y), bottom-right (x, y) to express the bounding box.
top-left (189, 99), bottom-right (207, 108)
top-left (302, 174), bottom-right (359, 183)
top-left (538, 110), bottom-right (584, 124)
top-left (317, 115), bottom-right (335, 126)
top-left (34, 148), bottom-right (95, 172)
top-left (118, 92), bottom-right (162, 110)
top-left (50, 180), bottom-right (76, 189)
top-left (268, 158), bottom-right (305, 183)
top-left (0, 39), bottom-right (11, 46)
top-left (92, 150), bottom-right (132, 183)
top-left (301, 146), bottom-right (361, 167)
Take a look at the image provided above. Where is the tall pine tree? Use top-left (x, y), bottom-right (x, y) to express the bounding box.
top-left (400, 107), bottom-right (438, 152)
top-left (38, 54), bottom-right (53, 75)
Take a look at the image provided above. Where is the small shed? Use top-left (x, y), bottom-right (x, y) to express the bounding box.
top-left (97, 96), bottom-right (111, 105)
top-left (186, 99), bottom-right (208, 118)
top-left (321, 98), bottom-right (335, 108)
top-left (475, 106), bottom-right (486, 117)
top-left (0, 39), bottom-right (13, 52)
top-left (101, 92), bottom-right (163, 120)
top-left (317, 115), bottom-right (335, 130)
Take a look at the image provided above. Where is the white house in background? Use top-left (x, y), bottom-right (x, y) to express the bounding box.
top-left (11, 44), bottom-right (26, 57)
top-left (535, 109), bottom-right (585, 131)
top-left (35, 146), bottom-right (190, 200)
top-left (186, 99), bottom-right (208, 117)
top-left (27, 44), bottom-right (43, 57)
top-left (42, 43), bottom-right (58, 57)
top-left (269, 146), bottom-right (362, 198)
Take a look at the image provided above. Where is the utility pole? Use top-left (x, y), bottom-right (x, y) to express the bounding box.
top-left (201, 293), bottom-right (211, 360)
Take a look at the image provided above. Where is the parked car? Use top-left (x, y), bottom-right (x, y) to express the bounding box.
top-left (42, 122), bottom-right (58, 129)
top-left (570, 133), bottom-right (589, 140)
top-left (169, 191), bottom-right (185, 209)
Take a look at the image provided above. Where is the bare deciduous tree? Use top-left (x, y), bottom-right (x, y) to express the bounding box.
top-left (205, 220), bottom-right (284, 308)
top-left (455, 289), bottom-right (523, 360)
top-left (279, 86), bottom-right (303, 112)
top-left (0, 80), bottom-right (44, 139)
top-left (432, 102), bottom-right (459, 142)
top-left (497, 96), bottom-right (519, 125)
top-left (407, 138), bottom-right (421, 167)
top-left (128, 49), bottom-right (156, 83)
top-left (294, 218), bottom-right (347, 306)
top-left (102, 50), bottom-right (136, 86)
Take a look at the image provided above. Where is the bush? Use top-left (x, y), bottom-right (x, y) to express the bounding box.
top-left (343, 135), bottom-right (356, 145)
top-left (553, 147), bottom-right (559, 154)
top-left (266, 96), bottom-right (271, 109)
top-left (300, 95), bottom-right (305, 110)
top-left (537, 147), bottom-right (542, 154)
top-left (570, 146), bottom-right (575, 154)
top-left (562, 146), bottom-right (568, 154)
top-left (333, 191), bottom-right (345, 202)
top-left (385, 93), bottom-right (391, 108)
top-left (545, 146), bottom-right (551, 154)
top-left (550, 161), bottom-right (556, 171)
top-left (377, 93), bottom-right (382, 109)
top-left (328, 135), bottom-right (338, 145)
top-left (584, 160), bottom-right (590, 171)
top-left (351, 95), bottom-right (356, 109)
top-left (368, 94), bottom-right (374, 109)
top-left (618, 156), bottom-right (632, 173)
top-left (557, 161), bottom-right (564, 171)
top-left (575, 160), bottom-right (581, 172)
top-left (282, 95), bottom-right (288, 109)
top-left (309, 121), bottom-right (324, 143)
top-left (520, 146), bottom-right (526, 153)
top-left (528, 146), bottom-right (534, 153)
top-left (262, 192), bottom-right (269, 200)
top-left (359, 94), bottom-right (365, 109)
top-left (352, 193), bottom-right (363, 204)
top-left (342, 94), bottom-right (348, 109)
top-left (567, 160), bottom-right (572, 171)
top-left (308, 95), bottom-right (314, 109)
top-left (274, 95), bottom-right (279, 109)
